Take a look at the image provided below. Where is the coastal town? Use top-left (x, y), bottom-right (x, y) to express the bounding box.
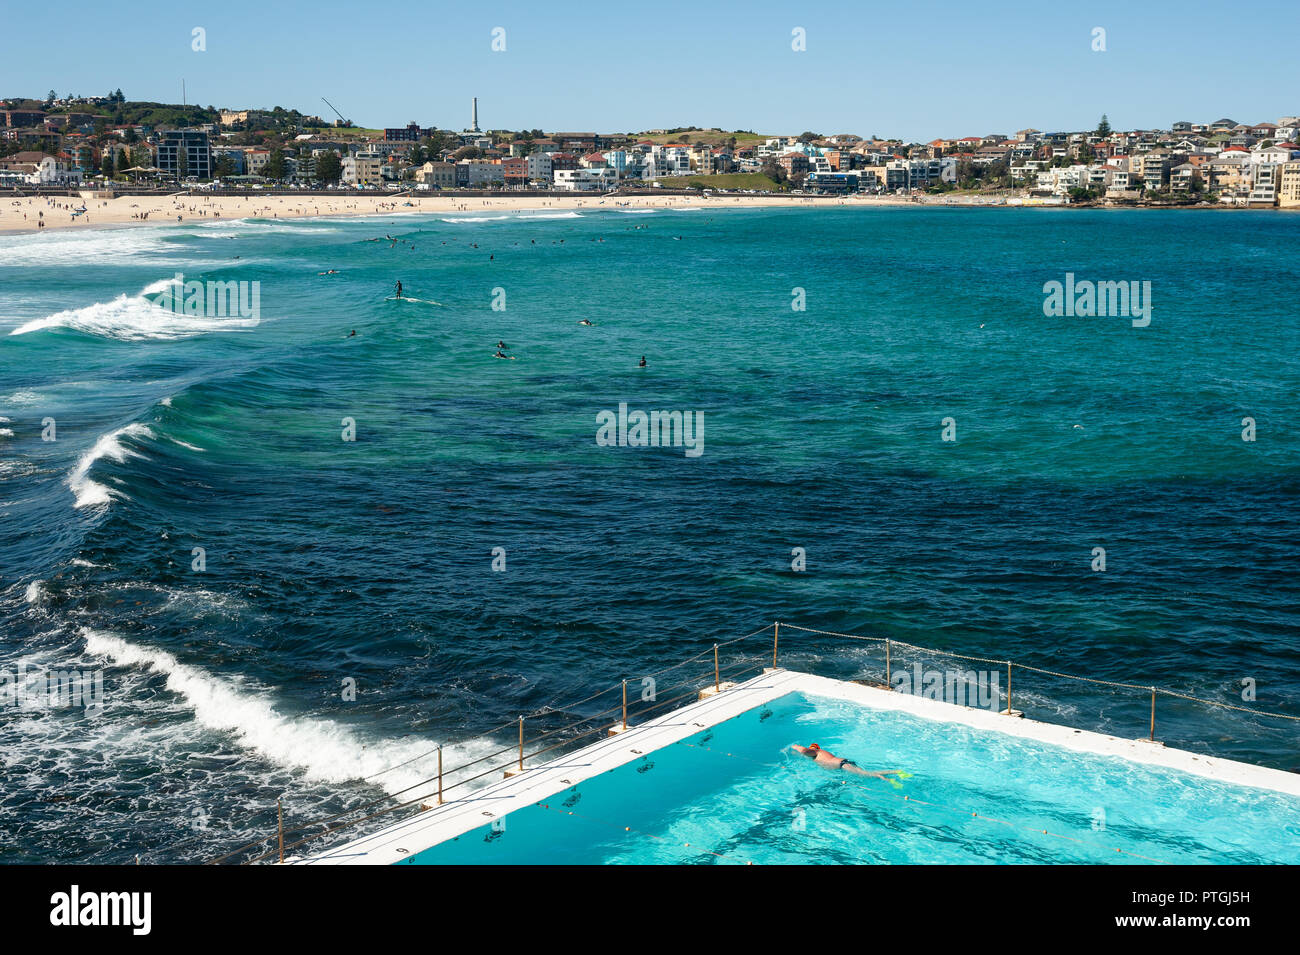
top-left (2, 91), bottom-right (1300, 209)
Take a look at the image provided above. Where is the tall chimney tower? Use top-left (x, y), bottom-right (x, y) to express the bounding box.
top-left (471, 97), bottom-right (479, 132)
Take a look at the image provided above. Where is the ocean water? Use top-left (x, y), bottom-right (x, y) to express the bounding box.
top-left (0, 205), bottom-right (1297, 863)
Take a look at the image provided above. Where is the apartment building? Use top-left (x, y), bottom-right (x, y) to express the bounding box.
top-left (553, 167), bottom-right (617, 191)
top-left (341, 151), bottom-right (384, 186)
top-left (415, 161), bottom-right (455, 189)
top-left (1277, 161), bottom-right (1300, 208)
top-left (156, 129), bottom-right (212, 179)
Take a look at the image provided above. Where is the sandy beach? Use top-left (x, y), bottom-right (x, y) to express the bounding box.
top-left (0, 190), bottom-right (925, 235)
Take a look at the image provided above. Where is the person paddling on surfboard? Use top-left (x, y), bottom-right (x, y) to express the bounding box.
top-left (394, 280), bottom-right (403, 299)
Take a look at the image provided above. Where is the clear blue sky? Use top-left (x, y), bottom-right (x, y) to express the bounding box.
top-left (3, 0), bottom-right (1297, 141)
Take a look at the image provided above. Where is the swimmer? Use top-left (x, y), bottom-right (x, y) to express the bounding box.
top-left (578, 319), bottom-right (594, 326)
top-left (790, 743), bottom-right (908, 782)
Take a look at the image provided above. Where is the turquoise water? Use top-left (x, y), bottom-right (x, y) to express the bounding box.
top-left (1, 206), bottom-right (1298, 863)
top-left (404, 691), bottom-right (1300, 865)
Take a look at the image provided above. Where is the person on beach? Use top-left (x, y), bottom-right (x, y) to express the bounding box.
top-left (790, 743), bottom-right (907, 781)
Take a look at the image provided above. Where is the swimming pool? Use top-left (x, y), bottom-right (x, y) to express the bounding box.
top-left (397, 690), bottom-right (1300, 865)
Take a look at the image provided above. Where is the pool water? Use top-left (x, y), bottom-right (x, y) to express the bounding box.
top-left (402, 692), bottom-right (1300, 865)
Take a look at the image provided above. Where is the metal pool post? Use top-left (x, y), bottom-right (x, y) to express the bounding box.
top-left (773, 621), bottom-right (780, 668)
top-left (1150, 688), bottom-right (1156, 741)
top-left (714, 644), bottom-right (719, 692)
top-left (437, 745), bottom-right (444, 805)
top-left (622, 680), bottom-right (628, 731)
top-left (885, 639), bottom-right (891, 685)
top-left (277, 798), bottom-right (284, 864)
top-left (518, 717), bottom-right (524, 772)
top-left (1006, 662), bottom-right (1012, 715)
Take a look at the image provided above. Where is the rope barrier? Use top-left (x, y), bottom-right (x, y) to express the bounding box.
top-left (780, 622), bottom-right (1299, 723)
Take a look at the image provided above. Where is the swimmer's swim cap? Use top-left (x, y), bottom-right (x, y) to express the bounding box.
top-left (809, 743), bottom-right (820, 751)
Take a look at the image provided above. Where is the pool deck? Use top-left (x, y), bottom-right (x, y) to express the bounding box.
top-left (295, 668), bottom-right (1300, 865)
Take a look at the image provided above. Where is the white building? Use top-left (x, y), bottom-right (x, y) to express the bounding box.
top-left (553, 167), bottom-right (618, 192)
top-left (525, 151), bottom-right (553, 184)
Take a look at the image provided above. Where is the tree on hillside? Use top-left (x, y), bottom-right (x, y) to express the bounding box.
top-left (315, 151), bottom-right (342, 183)
top-left (102, 153), bottom-right (114, 179)
top-left (761, 159), bottom-right (787, 185)
top-left (265, 148), bottom-right (286, 180)
top-left (797, 131), bottom-right (821, 143)
top-left (1097, 115), bottom-right (1112, 137)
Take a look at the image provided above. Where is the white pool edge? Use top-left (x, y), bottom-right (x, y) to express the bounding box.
top-left (295, 669), bottom-right (1300, 865)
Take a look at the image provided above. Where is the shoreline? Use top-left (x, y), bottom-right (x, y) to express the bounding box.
top-left (0, 190), bottom-right (1286, 236)
top-left (0, 191), bottom-right (917, 236)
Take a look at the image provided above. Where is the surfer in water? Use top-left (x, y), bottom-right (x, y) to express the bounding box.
top-left (790, 743), bottom-right (908, 782)
top-left (496, 340), bottom-right (508, 350)
top-left (578, 319), bottom-right (594, 326)
top-left (394, 280), bottom-right (403, 299)
top-left (638, 356), bottom-right (647, 367)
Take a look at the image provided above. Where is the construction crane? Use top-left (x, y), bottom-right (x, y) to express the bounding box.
top-left (321, 97), bottom-right (353, 128)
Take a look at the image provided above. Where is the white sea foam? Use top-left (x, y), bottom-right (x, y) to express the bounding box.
top-left (167, 436), bottom-right (204, 452)
top-left (517, 211), bottom-right (583, 220)
top-left (67, 423), bottom-right (153, 509)
top-left (24, 580), bottom-right (43, 604)
top-left (440, 211), bottom-right (584, 224)
top-left (0, 229), bottom-right (173, 267)
top-left (440, 215), bottom-right (510, 224)
top-left (618, 208), bottom-right (656, 214)
top-left (0, 428), bottom-right (12, 439)
top-left (10, 279), bottom-right (259, 341)
top-left (83, 630), bottom-right (502, 796)
top-left (2, 391), bottom-right (41, 405)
